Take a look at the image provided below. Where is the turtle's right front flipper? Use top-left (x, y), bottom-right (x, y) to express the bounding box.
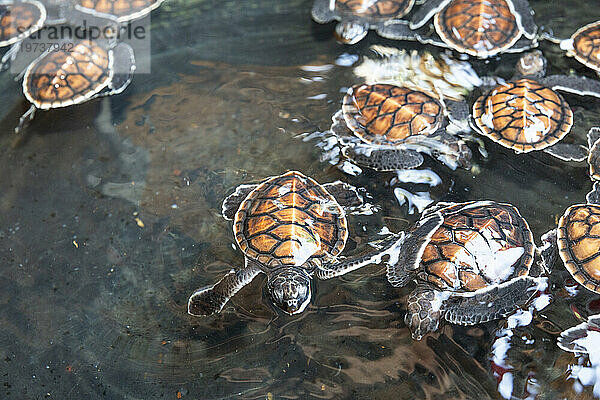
top-left (322, 181), bottom-right (364, 210)
top-left (221, 183), bottom-right (258, 220)
top-left (342, 145), bottom-right (424, 171)
top-left (188, 261), bottom-right (262, 316)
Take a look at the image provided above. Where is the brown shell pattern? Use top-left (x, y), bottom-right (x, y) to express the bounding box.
top-left (434, 0), bottom-right (521, 57)
top-left (342, 84), bottom-right (444, 145)
top-left (77, 0), bottom-right (162, 20)
top-left (473, 78), bottom-right (573, 153)
top-left (570, 21), bottom-right (600, 73)
top-left (419, 202), bottom-right (534, 292)
top-left (24, 41), bottom-right (111, 109)
top-left (234, 171), bottom-right (348, 270)
top-left (558, 204), bottom-right (600, 293)
top-left (335, 0), bottom-right (414, 20)
top-left (0, 2), bottom-right (43, 45)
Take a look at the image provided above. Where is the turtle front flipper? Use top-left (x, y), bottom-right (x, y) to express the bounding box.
top-left (342, 145), bottom-right (424, 171)
top-left (405, 284), bottom-right (445, 340)
top-left (543, 143), bottom-right (588, 162)
top-left (587, 182), bottom-right (600, 204)
top-left (443, 276), bottom-right (543, 326)
top-left (387, 212), bottom-right (444, 288)
top-left (187, 261), bottom-right (262, 316)
top-left (588, 128), bottom-right (600, 181)
top-left (376, 20), bottom-right (417, 41)
top-left (538, 229), bottom-right (558, 273)
top-left (541, 74), bottom-right (600, 98)
top-left (322, 181), bottom-right (364, 210)
top-left (221, 183), bottom-right (258, 220)
top-left (108, 42), bottom-right (136, 95)
top-left (409, 0), bottom-right (450, 29)
top-left (510, 0), bottom-right (537, 38)
top-left (311, 0), bottom-right (336, 23)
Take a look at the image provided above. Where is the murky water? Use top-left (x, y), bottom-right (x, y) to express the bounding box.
top-left (1, 0), bottom-right (600, 398)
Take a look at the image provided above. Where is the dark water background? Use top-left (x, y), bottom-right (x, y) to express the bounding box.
top-left (1, 0), bottom-right (600, 398)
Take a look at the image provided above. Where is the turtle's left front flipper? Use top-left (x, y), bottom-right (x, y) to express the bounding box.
top-left (544, 143), bottom-right (588, 162)
top-left (342, 145), bottom-right (424, 171)
top-left (322, 181), bottom-right (364, 210)
top-left (542, 74), bottom-right (600, 98)
top-left (444, 276), bottom-right (543, 325)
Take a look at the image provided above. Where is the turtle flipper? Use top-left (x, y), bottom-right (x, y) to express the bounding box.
top-left (444, 99), bottom-right (470, 125)
top-left (187, 261), bottom-right (262, 316)
top-left (543, 143), bottom-right (588, 162)
top-left (376, 20), bottom-right (417, 41)
top-left (588, 127), bottom-right (600, 148)
top-left (342, 145), bottom-right (424, 171)
top-left (510, 0), bottom-right (537, 38)
top-left (405, 284), bottom-right (444, 340)
top-left (541, 74), bottom-right (600, 98)
top-left (316, 234), bottom-right (406, 280)
top-left (409, 0), bottom-right (450, 29)
top-left (387, 212), bottom-right (444, 287)
top-left (322, 181), bottom-right (364, 210)
top-left (221, 183), bottom-right (258, 220)
top-left (108, 42), bottom-right (136, 95)
top-left (311, 0), bottom-right (336, 23)
top-left (587, 182), bottom-right (600, 205)
top-left (538, 229), bottom-right (558, 273)
top-left (588, 128), bottom-right (600, 181)
top-left (558, 314), bottom-right (600, 353)
top-left (444, 276), bottom-right (542, 325)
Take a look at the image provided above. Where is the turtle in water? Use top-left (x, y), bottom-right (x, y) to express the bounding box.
top-left (16, 39), bottom-right (135, 133)
top-left (330, 83), bottom-right (472, 172)
top-left (0, 0), bottom-right (46, 69)
top-left (188, 171), bottom-right (403, 316)
top-left (375, 0), bottom-right (538, 58)
top-left (386, 200), bottom-right (546, 340)
top-left (311, 0), bottom-right (415, 44)
top-left (558, 20), bottom-right (600, 77)
top-left (471, 50), bottom-right (600, 162)
top-left (67, 0), bottom-right (165, 25)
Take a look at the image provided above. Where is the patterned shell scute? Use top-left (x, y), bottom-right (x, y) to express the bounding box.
top-left (77, 0), bottom-right (163, 21)
top-left (234, 171), bottom-right (348, 270)
top-left (434, 0), bottom-right (521, 57)
top-left (558, 204), bottom-right (600, 293)
top-left (0, 1), bottom-right (43, 45)
top-left (24, 41), bottom-right (111, 109)
top-left (342, 84), bottom-right (444, 145)
top-left (571, 21), bottom-right (600, 73)
top-left (419, 202), bottom-right (534, 292)
top-left (335, 0), bottom-right (414, 20)
top-left (473, 78), bottom-right (573, 153)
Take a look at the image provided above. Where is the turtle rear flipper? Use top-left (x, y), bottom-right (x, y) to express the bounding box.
top-left (221, 183), bottom-right (258, 220)
top-left (543, 143), bottom-right (588, 162)
top-left (342, 145), bottom-right (424, 171)
top-left (444, 276), bottom-right (541, 325)
top-left (387, 212), bottom-right (444, 288)
top-left (311, 0), bottom-right (336, 23)
top-left (322, 181), bottom-right (364, 210)
top-left (542, 74), bottom-right (600, 98)
top-left (108, 42), bottom-right (136, 95)
top-left (187, 261), bottom-right (262, 316)
top-left (376, 20), bottom-right (417, 41)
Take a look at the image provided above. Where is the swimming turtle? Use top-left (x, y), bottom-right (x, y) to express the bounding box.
top-left (376, 0), bottom-right (538, 59)
top-left (559, 20), bottom-right (600, 76)
top-left (68, 0), bottom-right (166, 24)
top-left (16, 38), bottom-right (135, 133)
top-left (471, 51), bottom-right (600, 161)
top-left (311, 0), bottom-right (415, 44)
top-left (386, 200), bottom-right (545, 340)
top-left (0, 0), bottom-right (46, 69)
top-left (330, 83), bottom-right (472, 172)
top-left (188, 171), bottom-right (404, 316)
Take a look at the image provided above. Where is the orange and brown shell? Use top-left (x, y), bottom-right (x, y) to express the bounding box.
top-left (418, 202), bottom-right (534, 292)
top-left (473, 78), bottom-right (573, 153)
top-left (434, 0), bottom-right (522, 58)
top-left (335, 0), bottom-right (414, 21)
top-left (23, 40), bottom-right (112, 110)
top-left (75, 0), bottom-right (164, 22)
top-left (342, 84), bottom-right (444, 146)
top-left (233, 171), bottom-right (348, 270)
top-left (568, 20), bottom-right (600, 74)
top-left (0, 0), bottom-right (46, 47)
top-left (558, 204), bottom-right (600, 294)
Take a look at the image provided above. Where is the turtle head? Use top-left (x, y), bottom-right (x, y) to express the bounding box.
top-left (516, 50), bottom-right (547, 79)
top-left (267, 267), bottom-right (312, 315)
top-left (334, 21), bottom-right (368, 45)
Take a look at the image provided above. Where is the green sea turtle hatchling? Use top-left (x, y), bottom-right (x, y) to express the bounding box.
top-left (472, 51), bottom-right (600, 162)
top-left (311, 0), bottom-right (415, 44)
top-left (330, 83), bottom-right (472, 172)
top-left (0, 0), bottom-right (46, 68)
top-left (16, 39), bottom-right (135, 133)
top-left (559, 20), bottom-right (600, 76)
top-left (376, 0), bottom-right (538, 58)
top-left (69, 0), bottom-right (166, 24)
top-left (188, 171), bottom-right (404, 316)
top-left (386, 201), bottom-right (545, 340)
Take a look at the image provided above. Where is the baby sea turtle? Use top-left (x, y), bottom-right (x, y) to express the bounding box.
top-left (311, 0), bottom-right (415, 44)
top-left (386, 201), bottom-right (544, 340)
top-left (330, 83), bottom-right (472, 172)
top-left (188, 171), bottom-right (403, 316)
top-left (16, 39), bottom-right (135, 133)
top-left (0, 0), bottom-right (46, 68)
top-left (559, 20), bottom-right (600, 76)
top-left (70, 0), bottom-right (166, 24)
top-left (376, 0), bottom-right (538, 58)
top-left (471, 51), bottom-right (600, 161)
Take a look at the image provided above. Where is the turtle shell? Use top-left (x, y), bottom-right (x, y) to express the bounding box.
top-left (75, 0), bottom-right (164, 22)
top-left (434, 0), bottom-right (522, 58)
top-left (342, 84), bottom-right (444, 146)
top-left (473, 78), bottom-right (573, 153)
top-left (0, 0), bottom-right (46, 47)
top-left (569, 20), bottom-right (600, 74)
top-left (334, 0), bottom-right (414, 21)
top-left (23, 40), bottom-right (112, 109)
top-left (557, 204), bottom-right (600, 293)
top-left (233, 171), bottom-right (348, 270)
top-left (418, 201), bottom-right (534, 292)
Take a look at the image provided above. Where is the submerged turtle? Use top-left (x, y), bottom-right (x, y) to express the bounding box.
top-left (311, 0), bottom-right (415, 44)
top-left (559, 20), bottom-right (600, 76)
top-left (330, 83), bottom-right (472, 172)
top-left (68, 0), bottom-right (165, 24)
top-left (16, 39), bottom-right (135, 133)
top-left (386, 201), bottom-right (545, 340)
top-left (0, 0), bottom-right (46, 68)
top-left (471, 51), bottom-right (600, 161)
top-left (376, 0), bottom-right (538, 59)
top-left (188, 171), bottom-right (403, 316)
